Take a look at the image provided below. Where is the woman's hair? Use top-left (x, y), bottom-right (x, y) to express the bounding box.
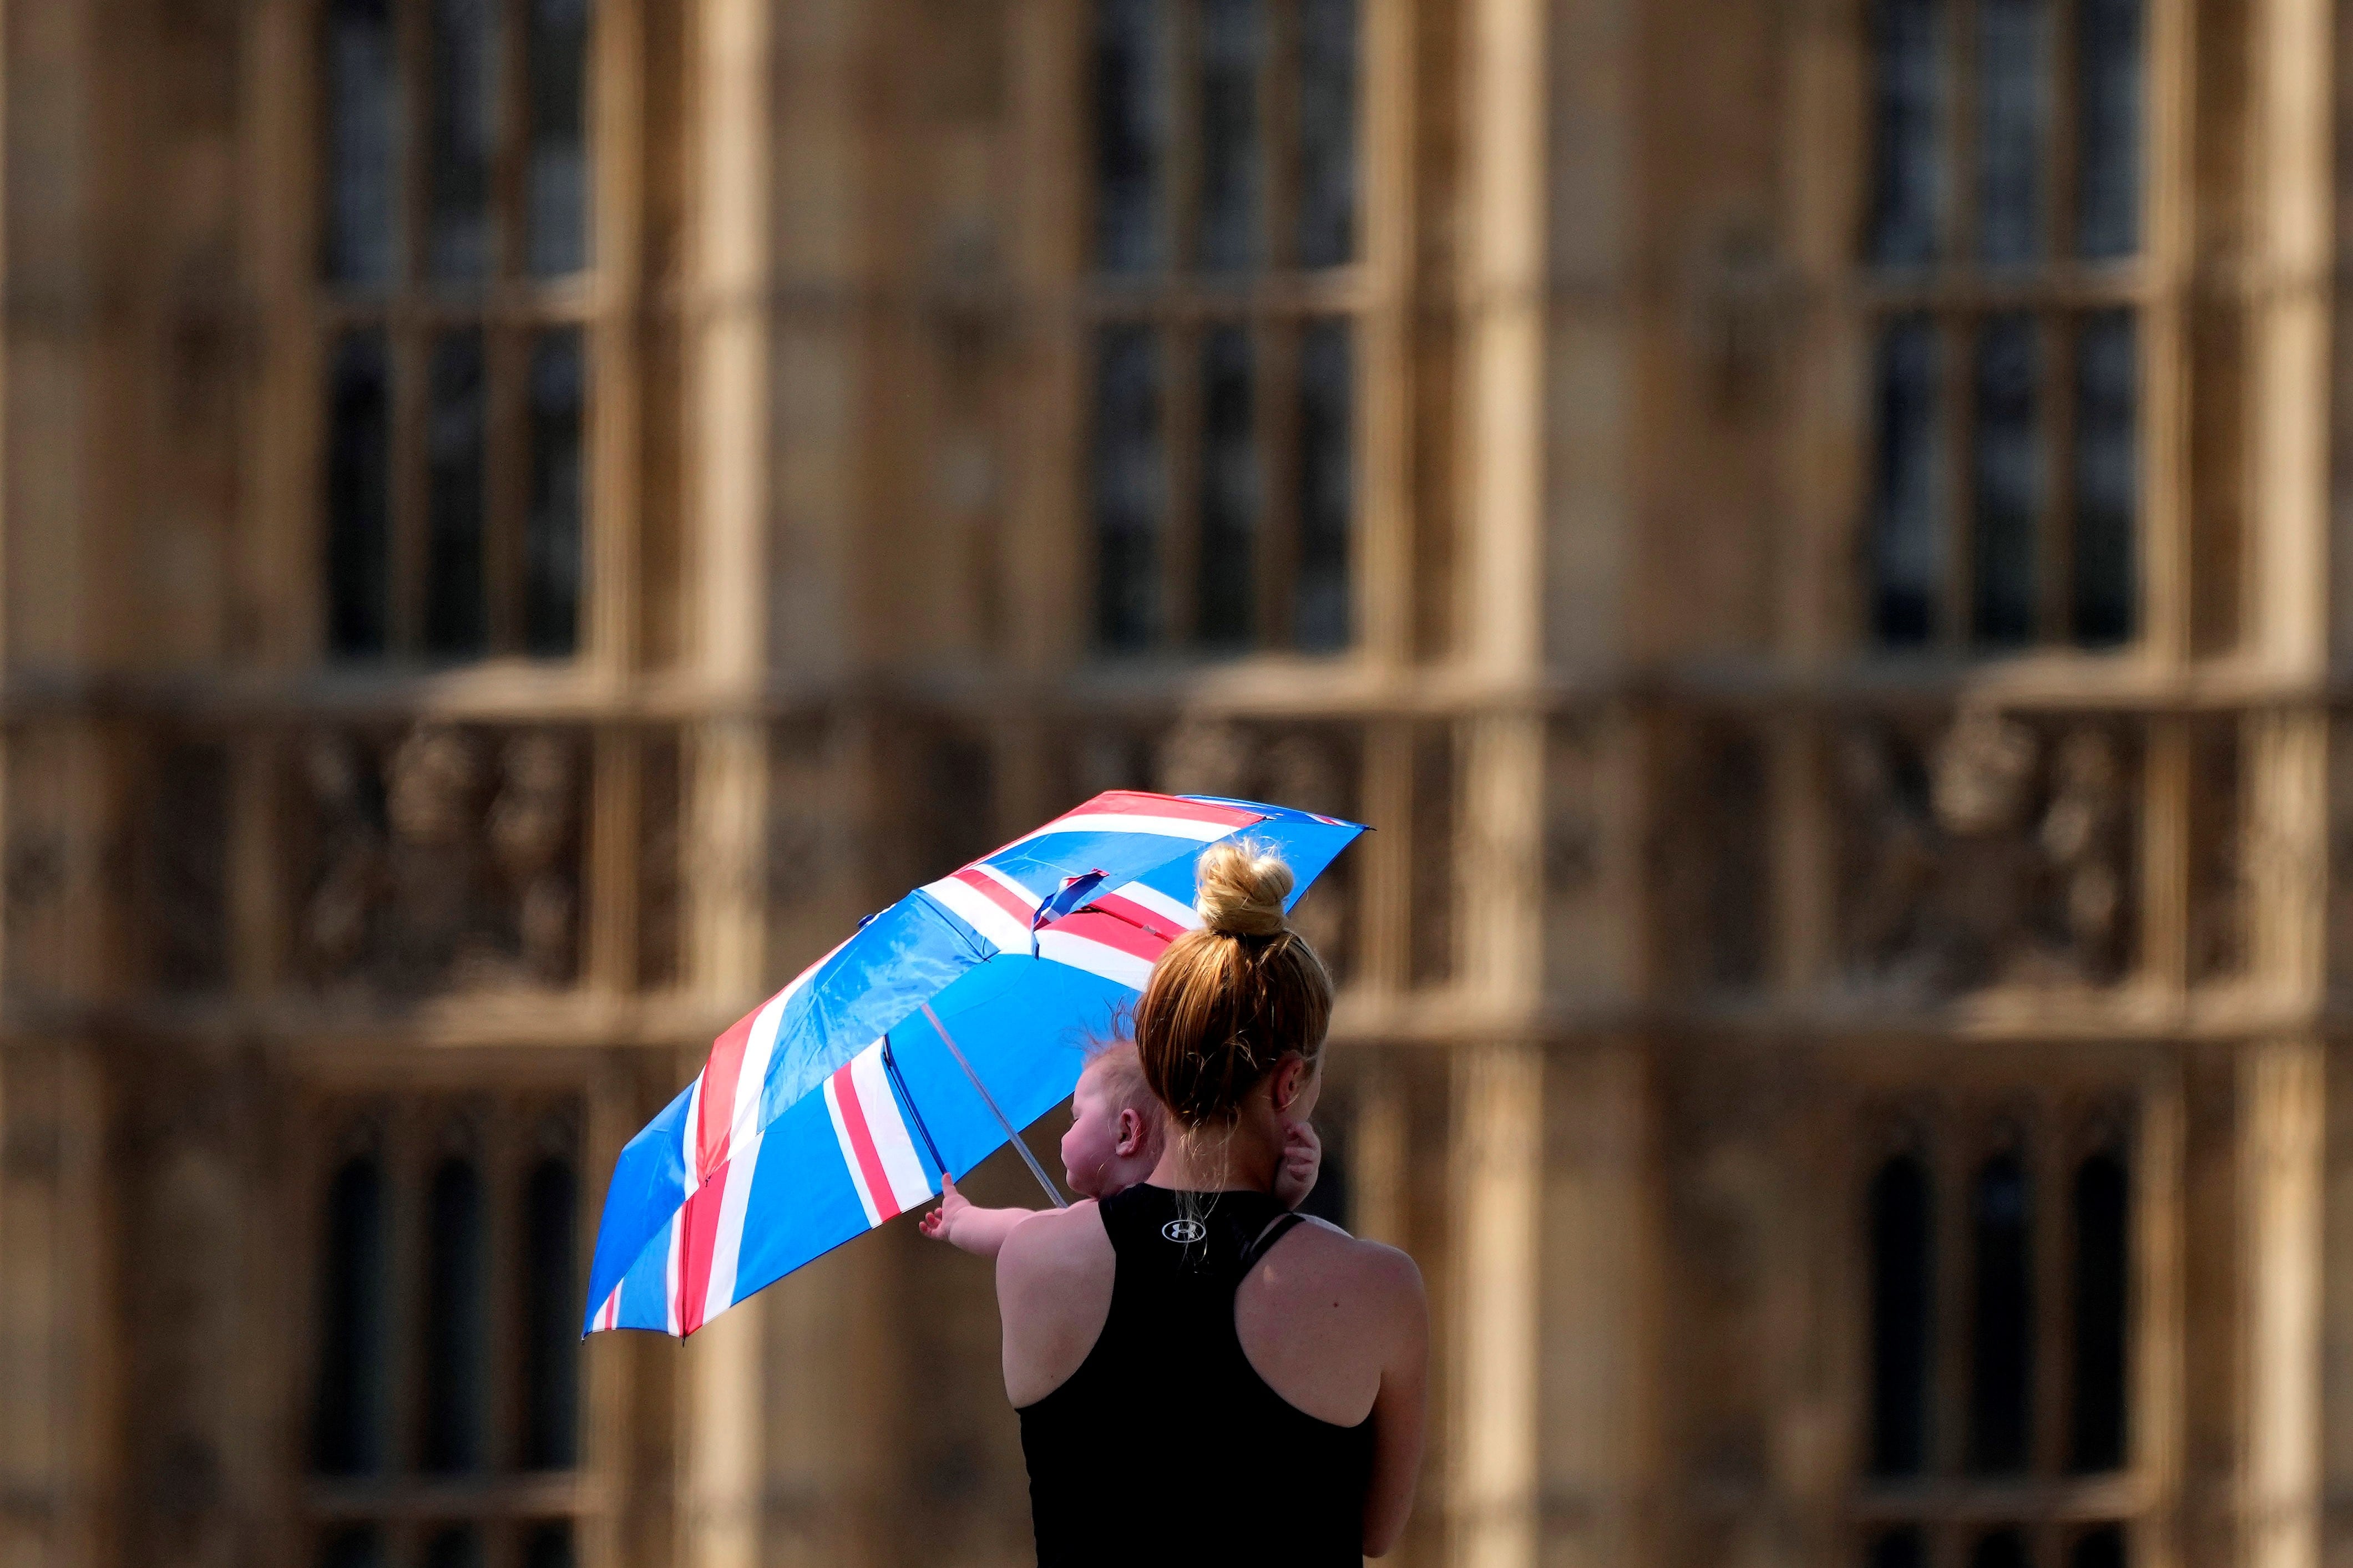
top-left (1134, 840), bottom-right (1334, 1130)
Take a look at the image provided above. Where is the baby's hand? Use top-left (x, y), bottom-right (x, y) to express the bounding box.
top-left (1273, 1119), bottom-right (1323, 1210)
top-left (920, 1178), bottom-right (970, 1244)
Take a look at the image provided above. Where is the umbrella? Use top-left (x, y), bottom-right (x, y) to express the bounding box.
top-left (582, 789), bottom-right (1365, 1338)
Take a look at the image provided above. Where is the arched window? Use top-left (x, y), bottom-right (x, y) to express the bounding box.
top-left (321, 0), bottom-right (593, 663)
top-left (312, 1155), bottom-right (388, 1475)
top-left (1868, 1154), bottom-right (1935, 1475)
top-left (421, 1156), bottom-right (488, 1473)
top-left (1967, 1152), bottom-right (2033, 1473)
top-left (305, 1098), bottom-right (588, 1565)
top-left (1087, 0), bottom-right (1361, 656)
top-left (1856, 1103), bottom-right (2140, 1565)
top-left (1863, 0), bottom-right (2145, 650)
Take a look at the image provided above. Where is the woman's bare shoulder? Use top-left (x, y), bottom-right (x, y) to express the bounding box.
top-left (994, 1199), bottom-right (1110, 1292)
top-left (1283, 1219), bottom-right (1425, 1301)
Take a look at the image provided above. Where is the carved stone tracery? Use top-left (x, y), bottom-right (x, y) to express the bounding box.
top-left (1835, 706), bottom-right (2138, 994)
top-left (297, 723), bottom-right (584, 992)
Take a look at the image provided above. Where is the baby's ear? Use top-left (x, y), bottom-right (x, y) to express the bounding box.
top-left (1115, 1106), bottom-right (1146, 1158)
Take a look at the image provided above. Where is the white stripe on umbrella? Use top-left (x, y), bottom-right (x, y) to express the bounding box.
top-left (848, 1044), bottom-right (934, 1213)
top-left (921, 872), bottom-right (1034, 953)
top-left (701, 1126), bottom-right (765, 1325)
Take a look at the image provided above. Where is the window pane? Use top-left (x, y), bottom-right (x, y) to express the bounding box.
top-left (1869, 0), bottom-right (1945, 263)
top-left (420, 1158), bottom-right (487, 1473)
top-left (326, 331), bottom-right (392, 658)
top-left (1870, 317), bottom-right (1943, 645)
top-left (522, 1525), bottom-right (575, 1568)
top-left (1197, 0), bottom-right (1265, 271)
top-left (2073, 311), bottom-right (2137, 645)
top-left (1972, 1530), bottom-right (2031, 1568)
top-left (1868, 1155), bottom-right (1934, 1475)
top-left (318, 1526), bottom-right (383, 1568)
top-left (527, 0), bottom-right (591, 276)
top-left (424, 1529), bottom-right (482, 1568)
top-left (426, 331), bottom-right (489, 657)
top-left (311, 1156), bottom-right (387, 1475)
top-left (1197, 326), bottom-right (1258, 645)
top-left (1869, 1529), bottom-right (1926, 1568)
top-left (323, 0), bottom-right (401, 285)
top-left (1975, 0), bottom-right (2051, 263)
top-left (427, 0), bottom-right (502, 280)
top-left (2072, 1526), bottom-right (2129, 1568)
top-left (2071, 1150), bottom-right (2131, 1471)
top-left (1093, 325), bottom-right (1165, 649)
top-left (1967, 1152), bottom-right (2034, 1473)
top-left (1297, 318), bottom-right (1352, 650)
top-left (1094, 0), bottom-right (1166, 272)
top-left (1971, 314), bottom-right (2041, 647)
top-left (2076, 0), bottom-right (2143, 257)
top-left (522, 1157), bottom-right (581, 1469)
top-left (526, 329), bottom-right (586, 656)
top-left (1296, 0), bottom-right (1358, 267)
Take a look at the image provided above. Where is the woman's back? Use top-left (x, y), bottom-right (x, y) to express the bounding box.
top-left (999, 1184), bottom-right (1426, 1562)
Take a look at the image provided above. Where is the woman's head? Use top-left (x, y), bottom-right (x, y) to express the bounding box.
top-left (1134, 840), bottom-right (1334, 1133)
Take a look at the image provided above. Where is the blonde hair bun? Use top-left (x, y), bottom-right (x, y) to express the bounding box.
top-left (1193, 840), bottom-right (1293, 937)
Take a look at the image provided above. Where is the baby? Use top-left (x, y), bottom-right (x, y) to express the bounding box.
top-left (921, 1039), bottom-right (1324, 1256)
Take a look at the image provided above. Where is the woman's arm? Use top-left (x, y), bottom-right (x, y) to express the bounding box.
top-left (1361, 1247), bottom-right (1430, 1557)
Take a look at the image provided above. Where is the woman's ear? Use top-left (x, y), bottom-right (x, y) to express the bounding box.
top-left (1271, 1053), bottom-right (1308, 1114)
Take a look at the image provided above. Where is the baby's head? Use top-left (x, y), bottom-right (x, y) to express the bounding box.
top-left (1060, 1039), bottom-right (1167, 1200)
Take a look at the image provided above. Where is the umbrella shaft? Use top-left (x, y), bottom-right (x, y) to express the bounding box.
top-left (920, 1002), bottom-right (1067, 1209)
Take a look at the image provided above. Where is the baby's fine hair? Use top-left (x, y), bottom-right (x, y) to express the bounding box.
top-left (1080, 1038), bottom-right (1167, 1159)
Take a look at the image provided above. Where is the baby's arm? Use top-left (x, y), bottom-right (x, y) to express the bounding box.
top-left (919, 1179), bottom-right (1040, 1260)
top-left (1273, 1119), bottom-right (1324, 1211)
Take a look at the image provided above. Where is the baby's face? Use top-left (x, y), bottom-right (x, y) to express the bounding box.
top-left (1060, 1076), bottom-right (1129, 1200)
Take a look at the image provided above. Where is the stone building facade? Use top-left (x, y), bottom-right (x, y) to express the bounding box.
top-left (1, 0), bottom-right (2348, 1566)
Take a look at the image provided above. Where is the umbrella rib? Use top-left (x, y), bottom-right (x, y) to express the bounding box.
top-left (920, 1001), bottom-right (1067, 1209)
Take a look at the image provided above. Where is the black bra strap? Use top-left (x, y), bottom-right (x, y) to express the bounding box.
top-left (1238, 1211), bottom-right (1305, 1275)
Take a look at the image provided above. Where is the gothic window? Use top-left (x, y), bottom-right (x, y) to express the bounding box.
top-left (321, 0), bottom-right (593, 663)
top-left (1859, 1100), bottom-right (2138, 1564)
top-left (1087, 0), bottom-right (1361, 656)
top-left (1863, 0), bottom-right (2144, 651)
top-left (306, 1096), bottom-right (586, 1568)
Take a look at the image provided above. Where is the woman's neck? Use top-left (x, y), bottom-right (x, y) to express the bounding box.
top-left (1147, 1119), bottom-right (1281, 1193)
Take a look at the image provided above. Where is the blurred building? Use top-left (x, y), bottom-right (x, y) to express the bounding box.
top-left (2, 0), bottom-right (2347, 1566)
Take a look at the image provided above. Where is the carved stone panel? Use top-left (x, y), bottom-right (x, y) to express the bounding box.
top-left (292, 724), bottom-right (586, 994)
top-left (1832, 707), bottom-right (2141, 996)
top-left (1649, 713), bottom-right (1770, 994)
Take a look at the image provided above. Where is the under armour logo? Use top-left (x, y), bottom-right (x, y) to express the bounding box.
top-left (1161, 1218), bottom-right (1207, 1244)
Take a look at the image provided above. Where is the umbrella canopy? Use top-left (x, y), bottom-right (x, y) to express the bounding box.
top-left (582, 790), bottom-right (1365, 1338)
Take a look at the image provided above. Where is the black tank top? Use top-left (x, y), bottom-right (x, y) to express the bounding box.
top-left (1016, 1185), bottom-right (1375, 1567)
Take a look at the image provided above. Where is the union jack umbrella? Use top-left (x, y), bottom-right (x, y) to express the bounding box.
top-left (582, 790), bottom-right (1365, 1338)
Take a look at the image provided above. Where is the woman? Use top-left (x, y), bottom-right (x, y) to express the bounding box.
top-left (996, 841), bottom-right (1430, 1565)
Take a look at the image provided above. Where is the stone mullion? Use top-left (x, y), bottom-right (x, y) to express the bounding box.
top-left (1004, 0), bottom-right (1089, 673)
top-left (2238, 1040), bottom-right (2324, 1568)
top-left (1355, 0), bottom-right (1419, 666)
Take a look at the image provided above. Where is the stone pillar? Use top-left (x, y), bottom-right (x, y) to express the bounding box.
top-left (677, 0), bottom-right (774, 1561)
top-left (0, 1043), bottom-right (112, 1568)
top-left (1536, 1047), bottom-right (1654, 1568)
top-left (1450, 1044), bottom-right (1545, 1568)
top-left (2240, 1041), bottom-right (2324, 1568)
